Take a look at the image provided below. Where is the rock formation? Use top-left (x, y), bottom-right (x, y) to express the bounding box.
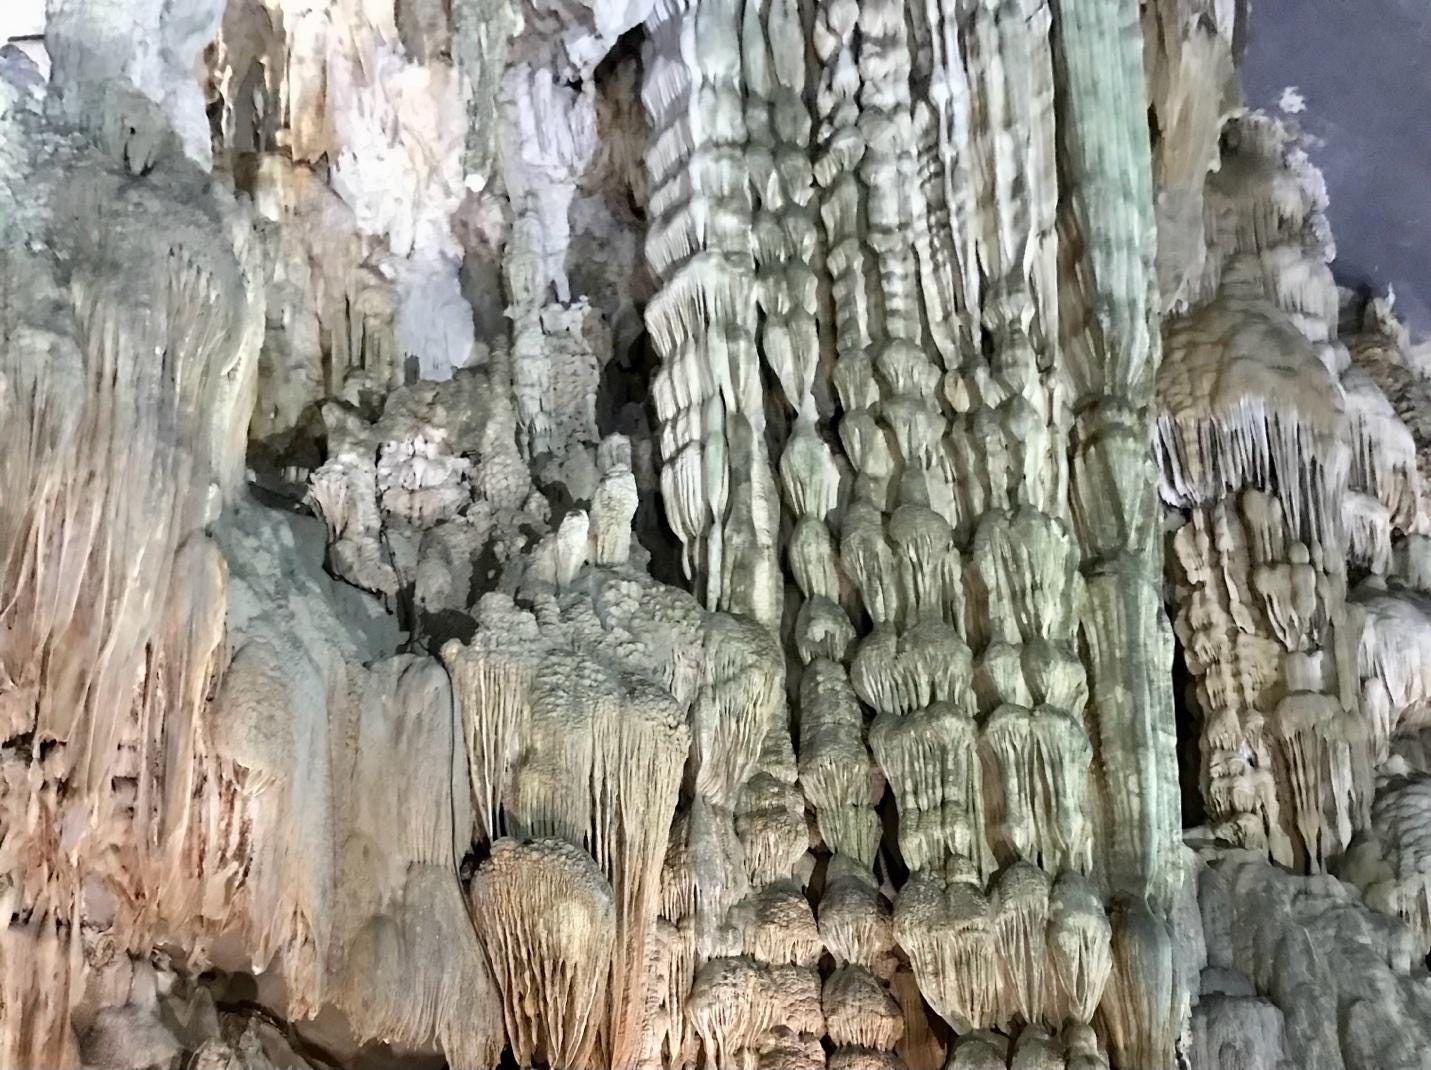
top-left (1, 0), bottom-right (1430, 1068)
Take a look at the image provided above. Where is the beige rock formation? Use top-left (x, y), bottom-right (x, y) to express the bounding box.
top-left (4, 0), bottom-right (1431, 1068)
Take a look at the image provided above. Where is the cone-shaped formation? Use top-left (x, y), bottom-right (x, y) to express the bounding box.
top-left (470, 838), bottom-right (617, 1069)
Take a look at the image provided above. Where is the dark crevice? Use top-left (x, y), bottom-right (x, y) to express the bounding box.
top-left (593, 24), bottom-right (644, 84)
top-left (1171, 629), bottom-right (1206, 829)
top-left (597, 329), bottom-right (686, 588)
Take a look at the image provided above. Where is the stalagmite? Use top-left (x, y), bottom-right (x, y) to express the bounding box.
top-left (591, 434), bottom-right (641, 566)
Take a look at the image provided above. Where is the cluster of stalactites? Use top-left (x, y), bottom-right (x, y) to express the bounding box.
top-left (641, 0), bottom-right (782, 627)
top-left (806, 0), bottom-right (957, 1063)
top-left (436, 503), bottom-right (804, 1070)
top-left (1155, 109), bottom-right (1431, 878)
top-left (1170, 487), bottom-right (1372, 869)
top-left (1345, 296), bottom-right (1431, 528)
top-left (1352, 564), bottom-right (1431, 768)
top-left (851, 505), bottom-right (1095, 885)
top-left (637, 0), bottom-right (846, 1061)
top-left (0, 176), bottom-right (250, 792)
top-left (799, 0), bottom-right (1165, 1066)
top-left (679, 614), bottom-right (820, 1068)
top-left (782, 367), bottom-right (890, 1070)
top-left (1155, 290), bottom-right (1350, 554)
top-left (893, 864), bottom-right (1111, 1038)
top-left (1338, 550), bottom-right (1431, 950)
top-left (1339, 772), bottom-right (1431, 957)
top-left (442, 556), bottom-right (701, 1067)
top-left (239, 156), bottom-right (405, 444)
top-left (0, 91), bottom-right (269, 1059)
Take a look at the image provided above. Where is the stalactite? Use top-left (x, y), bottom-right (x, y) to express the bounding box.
top-left (641, 0), bottom-right (781, 627)
top-left (470, 837), bottom-right (617, 1069)
top-left (1051, 1), bottom-right (1185, 1065)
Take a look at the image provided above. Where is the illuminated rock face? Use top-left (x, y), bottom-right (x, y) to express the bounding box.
top-left (0, 2), bottom-right (1428, 1068)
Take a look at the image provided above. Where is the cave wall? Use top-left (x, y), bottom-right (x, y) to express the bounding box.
top-left (0, 2), bottom-right (1430, 1069)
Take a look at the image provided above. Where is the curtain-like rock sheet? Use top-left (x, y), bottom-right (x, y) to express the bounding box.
top-left (4, 0), bottom-right (1431, 1068)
